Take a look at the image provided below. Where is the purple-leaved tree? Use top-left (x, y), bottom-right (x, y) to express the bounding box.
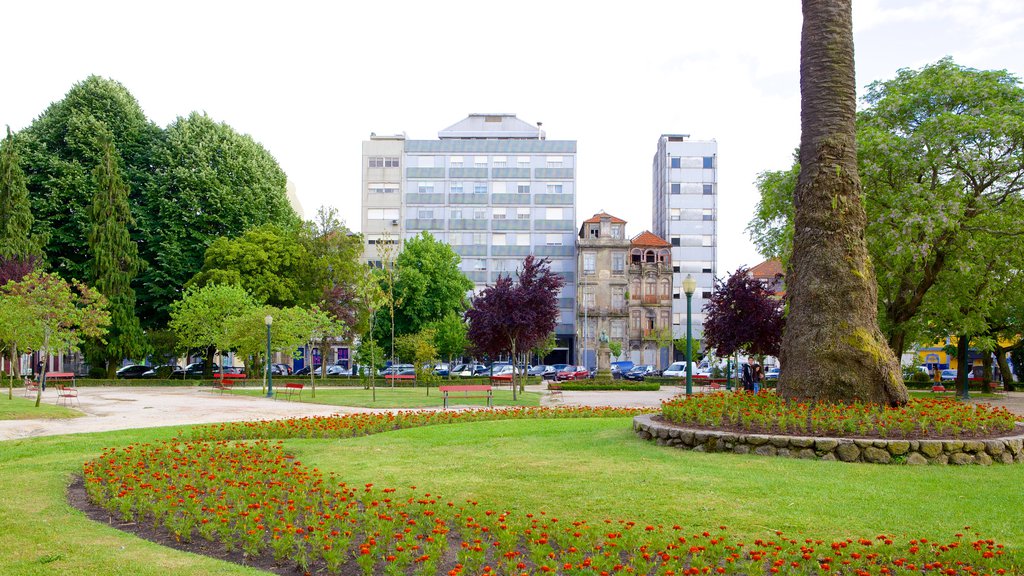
top-left (466, 255), bottom-right (564, 400)
top-left (702, 267), bottom-right (785, 360)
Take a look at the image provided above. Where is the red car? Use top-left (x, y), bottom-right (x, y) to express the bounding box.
top-left (556, 365), bottom-right (590, 381)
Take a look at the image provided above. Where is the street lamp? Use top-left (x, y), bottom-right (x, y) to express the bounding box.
top-left (265, 315), bottom-right (273, 398)
top-left (683, 274), bottom-right (697, 395)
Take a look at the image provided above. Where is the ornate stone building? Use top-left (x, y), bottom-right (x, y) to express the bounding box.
top-left (577, 212), bottom-right (673, 370)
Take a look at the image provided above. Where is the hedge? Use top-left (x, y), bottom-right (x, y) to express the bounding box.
top-left (555, 380), bottom-right (660, 391)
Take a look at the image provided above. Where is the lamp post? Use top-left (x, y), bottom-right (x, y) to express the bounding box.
top-left (683, 274), bottom-right (697, 396)
top-left (265, 315), bottom-right (273, 398)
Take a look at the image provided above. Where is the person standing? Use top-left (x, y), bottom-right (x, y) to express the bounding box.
top-left (741, 357), bottom-right (756, 392)
top-left (752, 362), bottom-right (764, 393)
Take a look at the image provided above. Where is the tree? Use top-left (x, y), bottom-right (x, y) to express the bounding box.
top-left (353, 263), bottom-right (386, 397)
top-left (0, 294), bottom-right (42, 397)
top-left (653, 327), bottom-right (675, 370)
top-left (301, 207), bottom-right (367, 334)
top-left (189, 224), bottom-right (308, 308)
top-left (168, 283), bottom-right (257, 377)
top-left (0, 127), bottom-right (45, 273)
top-left (749, 59), bottom-right (1024, 363)
top-left (2, 270), bottom-right (109, 406)
top-left (608, 339), bottom-right (622, 361)
top-left (84, 137), bottom-right (147, 376)
top-left (372, 232), bottom-right (473, 353)
top-left (145, 112), bottom-right (298, 326)
top-left (466, 256), bottom-right (564, 398)
top-left (226, 305), bottom-right (312, 387)
top-left (703, 268), bottom-right (784, 360)
top-left (531, 332), bottom-right (558, 365)
top-left (777, 0), bottom-right (905, 406)
top-left (430, 312), bottom-right (468, 380)
top-left (395, 329), bottom-right (439, 389)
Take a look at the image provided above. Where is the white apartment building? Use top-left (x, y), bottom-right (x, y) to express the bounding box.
top-left (361, 114), bottom-right (578, 363)
top-left (652, 134), bottom-right (718, 339)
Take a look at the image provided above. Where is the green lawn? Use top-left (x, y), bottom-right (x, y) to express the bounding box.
top-left (908, 390), bottom-right (1000, 400)
top-left (229, 384), bottom-right (542, 408)
top-left (0, 395), bottom-right (83, 420)
top-left (1, 417), bottom-right (1021, 575)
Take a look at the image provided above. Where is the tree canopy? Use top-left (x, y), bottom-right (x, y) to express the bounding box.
top-left (168, 283), bottom-right (256, 373)
top-left (702, 267), bottom-right (785, 359)
top-left (0, 127), bottom-right (45, 268)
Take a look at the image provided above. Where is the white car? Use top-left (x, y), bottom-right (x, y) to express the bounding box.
top-left (662, 362), bottom-right (698, 378)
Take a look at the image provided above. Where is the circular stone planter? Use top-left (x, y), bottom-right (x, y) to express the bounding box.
top-left (633, 414), bottom-right (1024, 465)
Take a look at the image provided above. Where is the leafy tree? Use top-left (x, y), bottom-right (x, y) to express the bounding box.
top-left (301, 206), bottom-right (367, 336)
top-left (608, 339), bottom-right (622, 361)
top-left (84, 137), bottom-right (147, 376)
top-left (2, 270), bottom-right (109, 406)
top-left (304, 305), bottom-right (347, 384)
top-left (466, 256), bottom-right (564, 398)
top-left (776, 0), bottom-right (904, 405)
top-left (19, 76), bottom-right (160, 288)
top-left (395, 329), bottom-right (439, 388)
top-left (531, 332), bottom-right (557, 365)
top-left (189, 224), bottom-right (308, 308)
top-left (0, 294), bottom-right (42, 397)
top-left (750, 59), bottom-right (1024, 363)
top-left (168, 283), bottom-right (256, 377)
top-left (652, 327), bottom-right (674, 370)
top-left (430, 312), bottom-right (468, 380)
top-left (353, 263), bottom-right (386, 396)
top-left (354, 337), bottom-right (385, 389)
top-left (703, 268), bottom-right (785, 361)
top-left (226, 305), bottom-right (311, 386)
top-left (144, 112), bottom-right (298, 326)
top-left (145, 329), bottom-right (180, 365)
top-left (372, 232), bottom-right (473, 353)
top-left (0, 127), bottom-right (45, 269)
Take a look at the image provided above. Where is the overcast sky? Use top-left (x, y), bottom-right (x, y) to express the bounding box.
top-left (4, 1), bottom-right (1023, 274)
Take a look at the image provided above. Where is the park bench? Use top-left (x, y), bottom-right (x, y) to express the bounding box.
top-left (548, 383), bottom-right (563, 402)
top-left (439, 384), bottom-right (492, 409)
top-left (47, 373), bottom-right (78, 407)
top-left (275, 382), bottom-right (304, 401)
top-left (931, 384), bottom-right (946, 393)
top-left (384, 374), bottom-right (416, 384)
top-left (210, 372), bottom-right (246, 393)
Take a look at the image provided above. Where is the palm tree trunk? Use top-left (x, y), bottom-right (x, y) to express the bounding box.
top-left (778, 0), bottom-right (907, 406)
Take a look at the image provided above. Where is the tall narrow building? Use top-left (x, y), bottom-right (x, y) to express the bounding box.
top-left (652, 134), bottom-right (717, 341)
top-left (362, 113), bottom-right (578, 363)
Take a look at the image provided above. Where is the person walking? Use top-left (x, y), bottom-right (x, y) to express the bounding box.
top-left (752, 362), bottom-right (764, 393)
top-left (741, 357), bottom-right (756, 392)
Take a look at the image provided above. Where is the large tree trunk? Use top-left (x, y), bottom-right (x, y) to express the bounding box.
top-left (779, 0), bottom-right (907, 407)
top-left (994, 344), bottom-right (1016, 391)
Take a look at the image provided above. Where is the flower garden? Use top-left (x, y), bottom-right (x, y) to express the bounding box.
top-left (661, 394), bottom-right (1019, 439)
top-left (80, 406), bottom-right (1020, 575)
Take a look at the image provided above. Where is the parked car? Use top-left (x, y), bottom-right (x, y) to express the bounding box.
top-left (116, 364), bottom-right (153, 379)
top-left (610, 360), bottom-right (634, 379)
top-left (490, 363), bottom-right (523, 375)
top-left (326, 365), bottom-right (351, 376)
top-left (940, 368), bottom-right (959, 381)
top-left (528, 365), bottom-right (557, 379)
top-left (269, 363), bottom-right (292, 376)
top-left (556, 365), bottom-right (590, 381)
top-left (141, 364), bottom-right (178, 378)
top-left (765, 367), bottom-right (781, 380)
top-left (433, 363), bottom-right (451, 377)
top-left (662, 362), bottom-right (697, 378)
top-left (183, 362), bottom-right (219, 376)
top-left (623, 365), bottom-right (657, 381)
top-left (453, 364), bottom-right (487, 377)
top-left (293, 364), bottom-right (320, 376)
top-left (379, 364), bottom-right (415, 376)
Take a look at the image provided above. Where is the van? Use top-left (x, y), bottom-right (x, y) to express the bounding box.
top-left (662, 362), bottom-right (697, 377)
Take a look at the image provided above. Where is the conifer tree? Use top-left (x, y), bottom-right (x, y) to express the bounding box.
top-left (0, 127), bottom-right (44, 280)
top-left (86, 137), bottom-right (147, 376)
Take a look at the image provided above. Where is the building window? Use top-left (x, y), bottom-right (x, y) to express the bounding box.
top-left (673, 265), bottom-right (680, 273)
top-left (473, 209), bottom-right (487, 220)
top-left (582, 285), bottom-right (595, 307)
top-left (493, 156), bottom-right (507, 167)
top-left (610, 225), bottom-right (622, 239)
top-left (493, 207), bottom-right (506, 220)
top-left (474, 156), bottom-right (487, 167)
top-left (417, 156), bottom-right (434, 168)
top-left (671, 183), bottom-right (681, 194)
top-left (515, 233), bottom-right (530, 246)
top-left (671, 236), bottom-right (680, 247)
top-left (546, 156), bottom-right (563, 167)
top-left (703, 184), bottom-right (714, 195)
top-left (462, 232), bottom-right (486, 244)
top-left (612, 252), bottom-right (625, 274)
top-left (517, 209), bottom-right (531, 220)
top-left (546, 234), bottom-right (562, 246)
top-left (673, 313), bottom-right (682, 326)
top-left (702, 236), bottom-right (713, 247)
top-left (517, 156), bottom-right (530, 166)
top-left (703, 209), bottom-right (714, 221)
top-left (492, 233), bottom-right (506, 246)
top-left (611, 320), bottom-right (624, 338)
top-left (418, 182), bottom-right (434, 194)
top-left (472, 259), bottom-right (487, 271)
top-left (588, 224), bottom-right (600, 239)
top-left (670, 156), bottom-right (681, 169)
top-left (417, 209), bottom-right (434, 219)
top-left (474, 182), bottom-right (488, 194)
top-left (517, 182), bottom-right (531, 194)
top-left (546, 183), bottom-right (563, 194)
top-left (450, 209), bottom-right (463, 219)
top-left (673, 291), bottom-right (680, 299)
top-left (670, 208), bottom-right (681, 221)
top-left (546, 207), bottom-right (564, 220)
top-left (450, 156), bottom-right (464, 167)
top-left (368, 156), bottom-right (383, 168)
top-left (583, 253), bottom-right (596, 275)
top-left (702, 261), bottom-right (713, 273)
top-left (612, 287), bottom-right (624, 308)
top-left (702, 291), bottom-right (712, 299)
top-left (703, 156), bottom-right (714, 169)
top-left (492, 182), bottom-right (506, 194)
top-left (367, 208), bottom-right (400, 220)
top-left (387, 157), bottom-right (399, 167)
top-left (631, 311), bottom-right (641, 330)
top-left (450, 181), bottom-right (463, 194)
top-left (369, 183), bottom-right (399, 194)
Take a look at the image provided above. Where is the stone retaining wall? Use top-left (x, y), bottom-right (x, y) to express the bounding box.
top-left (633, 414), bottom-right (1024, 465)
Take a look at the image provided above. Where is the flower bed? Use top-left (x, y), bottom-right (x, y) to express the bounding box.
top-left (84, 435), bottom-right (1015, 575)
top-left (661, 393), bottom-right (1019, 440)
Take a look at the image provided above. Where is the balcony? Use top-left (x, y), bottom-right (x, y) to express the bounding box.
top-left (578, 304), bottom-right (628, 316)
top-left (452, 245), bottom-right (487, 257)
top-left (534, 219), bottom-right (575, 231)
top-left (449, 193), bottom-right (488, 205)
top-left (406, 167), bottom-right (444, 179)
top-left (449, 219), bottom-right (488, 230)
top-left (534, 167), bottom-right (574, 179)
top-left (449, 167), bottom-right (487, 178)
top-left (404, 193), bottom-right (445, 204)
top-left (629, 262), bottom-right (671, 274)
top-left (492, 167), bottom-right (530, 179)
top-left (405, 219), bottom-right (444, 230)
top-left (639, 295), bottom-right (672, 306)
top-left (534, 193), bottom-right (574, 205)
top-left (491, 193), bottom-right (532, 205)
top-left (492, 219), bottom-right (530, 230)
top-left (492, 245), bottom-right (530, 257)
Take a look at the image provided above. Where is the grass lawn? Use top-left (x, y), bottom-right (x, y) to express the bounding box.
top-left (229, 384), bottom-right (541, 408)
top-left (908, 390), bottom-right (1000, 400)
top-left (0, 395), bottom-right (83, 420)
top-left (1, 417), bottom-right (1022, 575)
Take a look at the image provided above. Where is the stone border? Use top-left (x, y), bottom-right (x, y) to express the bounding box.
top-left (633, 414), bottom-right (1024, 465)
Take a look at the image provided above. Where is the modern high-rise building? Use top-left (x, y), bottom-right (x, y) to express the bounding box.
top-left (652, 134), bottom-right (718, 340)
top-left (361, 113), bottom-right (578, 362)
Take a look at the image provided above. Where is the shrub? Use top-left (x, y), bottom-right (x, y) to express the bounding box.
top-left (556, 381), bottom-right (660, 391)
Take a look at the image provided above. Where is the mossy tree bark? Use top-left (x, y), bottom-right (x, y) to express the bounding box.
top-left (778, 0), bottom-right (907, 406)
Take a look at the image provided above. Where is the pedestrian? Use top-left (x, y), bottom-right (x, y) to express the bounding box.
top-left (741, 357), bottom-right (756, 392)
top-left (752, 362), bottom-right (764, 393)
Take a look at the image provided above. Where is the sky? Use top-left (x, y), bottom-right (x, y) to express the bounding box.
top-left (4, 0), bottom-right (1024, 274)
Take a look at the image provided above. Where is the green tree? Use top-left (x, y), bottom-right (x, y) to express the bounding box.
top-left (0, 294), bottom-right (43, 398)
top-left (0, 127), bottom-right (45, 267)
top-left (84, 137), bottom-right (147, 376)
top-left (608, 339), bottom-right (622, 361)
top-left (531, 332), bottom-right (558, 365)
top-left (372, 232), bottom-right (472, 352)
top-left (301, 206), bottom-right (367, 336)
top-left (354, 337), bottom-right (384, 388)
top-left (2, 270), bottom-right (109, 406)
top-left (395, 329), bottom-right (439, 388)
top-left (430, 312), bottom-right (468, 380)
top-left (146, 112), bottom-right (298, 325)
top-left (779, 0), bottom-right (905, 405)
top-left (226, 305), bottom-right (311, 387)
top-left (168, 283), bottom-right (257, 377)
top-left (189, 224), bottom-right (308, 308)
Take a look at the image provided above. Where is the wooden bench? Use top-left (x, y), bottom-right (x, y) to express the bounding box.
top-left (275, 382), bottom-right (304, 401)
top-left (548, 383), bottom-right (563, 402)
top-left (384, 374), bottom-right (416, 384)
top-left (439, 384), bottom-right (492, 409)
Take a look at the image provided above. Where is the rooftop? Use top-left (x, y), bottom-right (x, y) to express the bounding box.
top-left (630, 230), bottom-right (671, 248)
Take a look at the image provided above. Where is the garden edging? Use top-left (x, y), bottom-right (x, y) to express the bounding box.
top-left (633, 414), bottom-right (1024, 465)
